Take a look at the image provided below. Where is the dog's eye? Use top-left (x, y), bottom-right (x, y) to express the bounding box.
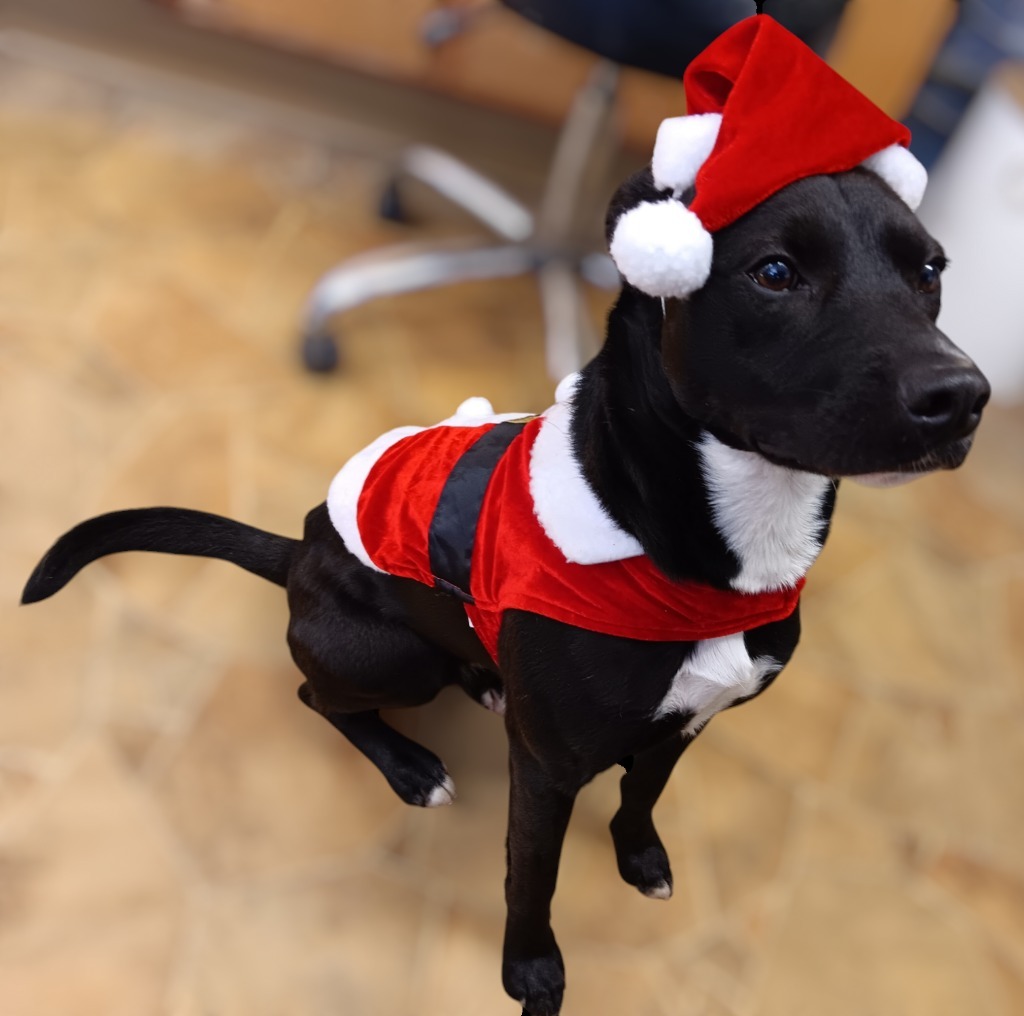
top-left (751, 259), bottom-right (798, 292)
top-left (919, 262), bottom-right (943, 294)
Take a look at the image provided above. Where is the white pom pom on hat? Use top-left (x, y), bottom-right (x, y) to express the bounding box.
top-left (608, 15), bottom-right (930, 300)
top-left (610, 200), bottom-right (714, 299)
top-left (607, 111), bottom-right (720, 300)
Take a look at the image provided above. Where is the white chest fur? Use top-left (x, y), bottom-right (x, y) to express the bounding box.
top-left (655, 635), bottom-right (781, 734)
top-left (654, 435), bottom-right (826, 731)
top-left (698, 433), bottom-right (831, 593)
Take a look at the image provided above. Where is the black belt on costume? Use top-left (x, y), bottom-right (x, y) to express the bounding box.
top-left (427, 420), bottom-right (527, 603)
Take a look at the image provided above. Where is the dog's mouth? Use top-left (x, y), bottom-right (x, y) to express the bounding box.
top-left (750, 433), bottom-right (977, 485)
top-left (847, 434), bottom-right (976, 487)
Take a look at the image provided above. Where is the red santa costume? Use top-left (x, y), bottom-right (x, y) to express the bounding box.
top-left (327, 378), bottom-right (804, 667)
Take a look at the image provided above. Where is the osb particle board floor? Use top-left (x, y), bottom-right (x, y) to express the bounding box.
top-left (1, 50), bottom-right (1024, 1016)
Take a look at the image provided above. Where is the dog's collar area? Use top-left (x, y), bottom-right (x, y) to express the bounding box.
top-left (698, 432), bottom-right (831, 594)
top-left (529, 399), bottom-right (645, 565)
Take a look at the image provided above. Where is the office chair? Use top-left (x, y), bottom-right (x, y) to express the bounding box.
top-left (300, 0), bottom-right (847, 380)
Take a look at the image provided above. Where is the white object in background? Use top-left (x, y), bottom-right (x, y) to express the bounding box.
top-left (918, 66), bottom-right (1024, 404)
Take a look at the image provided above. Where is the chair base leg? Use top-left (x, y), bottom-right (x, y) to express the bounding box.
top-left (302, 328), bottom-right (342, 373)
top-left (301, 242), bottom-right (539, 373)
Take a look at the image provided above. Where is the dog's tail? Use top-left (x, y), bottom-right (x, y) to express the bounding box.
top-left (21, 507), bottom-right (298, 605)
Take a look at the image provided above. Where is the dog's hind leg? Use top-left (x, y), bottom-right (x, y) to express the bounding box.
top-left (609, 732), bottom-right (691, 900)
top-left (287, 505), bottom-right (468, 804)
top-left (297, 683), bottom-right (455, 807)
top-left (288, 608), bottom-right (461, 805)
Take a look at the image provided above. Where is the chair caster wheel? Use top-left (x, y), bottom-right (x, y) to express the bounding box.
top-left (302, 330), bottom-right (341, 373)
top-left (379, 179), bottom-right (410, 224)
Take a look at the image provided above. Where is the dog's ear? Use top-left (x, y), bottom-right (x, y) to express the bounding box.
top-left (605, 168), bottom-right (663, 246)
top-left (606, 169), bottom-right (709, 299)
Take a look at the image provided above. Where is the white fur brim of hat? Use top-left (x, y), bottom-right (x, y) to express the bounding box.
top-left (610, 109), bottom-right (930, 300)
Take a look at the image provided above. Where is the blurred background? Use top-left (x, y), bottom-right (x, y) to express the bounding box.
top-left (0, 1), bottom-right (1022, 1014)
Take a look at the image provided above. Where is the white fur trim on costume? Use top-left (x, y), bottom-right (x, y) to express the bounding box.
top-left (529, 398), bottom-right (644, 565)
top-left (651, 113), bottom-right (722, 195)
top-left (327, 425), bottom-right (424, 572)
top-left (610, 199), bottom-right (713, 299)
top-left (862, 144), bottom-right (928, 211)
top-left (698, 433), bottom-right (831, 593)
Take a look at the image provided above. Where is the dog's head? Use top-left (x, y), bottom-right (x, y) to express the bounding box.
top-left (608, 166), bottom-right (990, 482)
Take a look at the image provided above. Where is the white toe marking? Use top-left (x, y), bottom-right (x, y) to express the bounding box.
top-left (480, 689), bottom-right (506, 715)
top-left (643, 881), bottom-right (673, 901)
top-left (425, 775), bottom-right (456, 807)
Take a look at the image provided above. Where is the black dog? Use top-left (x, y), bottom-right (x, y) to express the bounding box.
top-left (22, 166), bottom-right (989, 1015)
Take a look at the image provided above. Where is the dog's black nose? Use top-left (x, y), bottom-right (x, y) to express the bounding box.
top-left (899, 365), bottom-right (991, 438)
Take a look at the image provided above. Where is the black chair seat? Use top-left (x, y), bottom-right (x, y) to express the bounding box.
top-left (500, 0), bottom-right (847, 77)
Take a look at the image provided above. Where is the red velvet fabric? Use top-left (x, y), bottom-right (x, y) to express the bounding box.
top-left (356, 420), bottom-right (803, 666)
top-left (355, 422), bottom-right (494, 591)
top-left (684, 15), bottom-right (911, 233)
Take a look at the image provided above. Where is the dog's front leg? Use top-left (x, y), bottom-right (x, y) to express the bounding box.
top-left (610, 732), bottom-right (691, 900)
top-left (502, 734), bottom-right (578, 1016)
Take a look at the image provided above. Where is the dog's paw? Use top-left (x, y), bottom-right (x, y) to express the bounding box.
top-left (460, 666), bottom-right (506, 715)
top-left (399, 767), bottom-right (456, 809)
top-left (382, 750), bottom-right (456, 808)
top-left (503, 948), bottom-right (565, 1016)
top-left (619, 843), bottom-right (674, 900)
top-left (480, 688), bottom-right (506, 715)
top-left (640, 878), bottom-right (673, 900)
top-left (610, 814), bottom-right (674, 900)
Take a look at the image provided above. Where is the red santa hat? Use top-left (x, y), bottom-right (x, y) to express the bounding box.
top-left (610, 14), bottom-right (928, 299)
